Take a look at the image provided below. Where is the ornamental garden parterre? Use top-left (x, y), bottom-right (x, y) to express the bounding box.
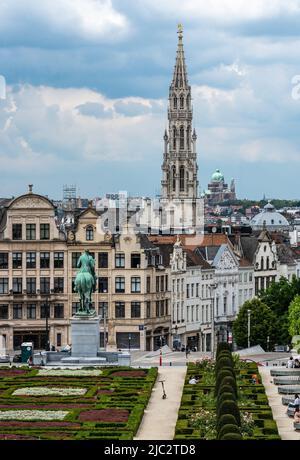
top-left (0, 366), bottom-right (157, 440)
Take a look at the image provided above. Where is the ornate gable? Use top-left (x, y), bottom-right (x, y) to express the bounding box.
top-left (215, 246), bottom-right (238, 270)
top-left (9, 194), bottom-right (54, 210)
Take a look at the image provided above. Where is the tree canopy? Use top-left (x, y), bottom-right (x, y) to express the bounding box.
top-left (288, 295), bottom-right (300, 337)
top-left (233, 299), bottom-right (277, 350)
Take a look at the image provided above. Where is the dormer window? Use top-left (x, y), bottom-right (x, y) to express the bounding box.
top-left (86, 226), bottom-right (94, 241)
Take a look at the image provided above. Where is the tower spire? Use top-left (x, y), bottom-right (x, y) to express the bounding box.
top-left (161, 26), bottom-right (198, 201)
top-left (171, 24), bottom-right (188, 90)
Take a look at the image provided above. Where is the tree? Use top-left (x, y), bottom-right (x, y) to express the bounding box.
top-left (259, 276), bottom-right (300, 344)
top-left (233, 299), bottom-right (277, 350)
top-left (288, 295), bottom-right (300, 337)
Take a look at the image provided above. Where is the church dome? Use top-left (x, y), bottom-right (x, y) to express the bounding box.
top-left (250, 201), bottom-right (290, 231)
top-left (211, 169), bottom-right (224, 183)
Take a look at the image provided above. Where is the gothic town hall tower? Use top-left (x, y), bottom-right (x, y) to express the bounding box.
top-left (161, 25), bottom-right (199, 201)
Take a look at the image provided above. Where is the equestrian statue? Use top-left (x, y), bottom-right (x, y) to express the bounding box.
top-left (74, 250), bottom-right (97, 315)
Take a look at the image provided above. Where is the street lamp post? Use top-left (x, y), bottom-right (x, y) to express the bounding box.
top-left (247, 309), bottom-right (251, 349)
top-left (128, 334), bottom-right (131, 352)
top-left (103, 309), bottom-right (107, 352)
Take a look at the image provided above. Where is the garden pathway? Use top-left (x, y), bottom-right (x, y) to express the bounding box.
top-left (134, 367), bottom-right (187, 440)
top-left (259, 366), bottom-right (300, 440)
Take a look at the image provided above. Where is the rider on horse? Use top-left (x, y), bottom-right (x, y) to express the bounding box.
top-left (75, 250), bottom-right (97, 314)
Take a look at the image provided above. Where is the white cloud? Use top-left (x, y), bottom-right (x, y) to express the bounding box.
top-left (138, 0), bottom-right (300, 23)
top-left (0, 0), bottom-right (128, 44)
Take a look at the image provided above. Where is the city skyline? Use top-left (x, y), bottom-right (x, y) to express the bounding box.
top-left (1, 1), bottom-right (300, 199)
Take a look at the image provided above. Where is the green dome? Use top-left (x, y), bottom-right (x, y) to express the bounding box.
top-left (211, 169), bottom-right (224, 183)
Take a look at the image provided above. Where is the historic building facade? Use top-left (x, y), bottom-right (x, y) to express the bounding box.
top-left (0, 189), bottom-right (171, 353)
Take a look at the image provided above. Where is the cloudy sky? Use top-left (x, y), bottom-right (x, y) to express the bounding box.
top-left (1, 0), bottom-right (300, 200)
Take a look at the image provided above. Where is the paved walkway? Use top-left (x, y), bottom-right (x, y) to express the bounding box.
top-left (134, 367), bottom-right (187, 440)
top-left (259, 366), bottom-right (300, 440)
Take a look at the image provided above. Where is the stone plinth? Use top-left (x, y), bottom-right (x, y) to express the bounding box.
top-left (71, 315), bottom-right (100, 358)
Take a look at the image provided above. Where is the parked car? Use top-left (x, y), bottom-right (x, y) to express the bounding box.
top-left (0, 355), bottom-right (10, 363)
top-left (12, 354), bottom-right (22, 363)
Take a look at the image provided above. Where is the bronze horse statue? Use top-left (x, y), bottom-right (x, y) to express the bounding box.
top-left (74, 250), bottom-right (96, 315)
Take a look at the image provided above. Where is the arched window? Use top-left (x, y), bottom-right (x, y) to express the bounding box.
top-left (173, 97), bottom-right (177, 109)
top-left (261, 256), bottom-right (264, 271)
top-left (187, 95), bottom-right (190, 109)
top-left (180, 166), bottom-right (185, 192)
top-left (180, 96), bottom-right (184, 109)
top-left (172, 166), bottom-right (176, 192)
top-left (86, 226), bottom-right (94, 241)
top-left (173, 127), bottom-right (177, 150)
top-left (180, 126), bottom-right (184, 149)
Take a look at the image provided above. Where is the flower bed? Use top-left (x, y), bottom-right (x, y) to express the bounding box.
top-left (0, 410), bottom-right (69, 420)
top-left (37, 369), bottom-right (102, 377)
top-left (12, 387), bottom-right (87, 396)
top-left (79, 409), bottom-right (129, 422)
top-left (0, 366), bottom-right (157, 440)
top-left (174, 359), bottom-right (280, 440)
top-left (0, 370), bottom-right (28, 377)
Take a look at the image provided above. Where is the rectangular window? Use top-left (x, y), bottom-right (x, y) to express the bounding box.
top-left (40, 277), bottom-right (50, 295)
top-left (26, 278), bottom-right (36, 294)
top-left (131, 253), bottom-right (141, 268)
top-left (13, 278), bottom-right (22, 294)
top-left (0, 278), bottom-right (8, 294)
top-left (187, 306), bottom-right (190, 322)
top-left (98, 252), bottom-right (108, 268)
top-left (40, 252), bottom-right (50, 269)
top-left (196, 283), bottom-right (199, 297)
top-left (115, 253), bottom-right (125, 268)
top-left (13, 253), bottom-right (22, 269)
top-left (244, 273), bottom-right (248, 283)
top-left (27, 304), bottom-right (36, 319)
top-left (249, 289), bottom-right (253, 298)
top-left (26, 252), bottom-right (36, 269)
top-left (0, 253), bottom-right (8, 270)
top-left (131, 302), bottom-right (141, 318)
top-left (99, 277), bottom-right (108, 293)
top-left (115, 302), bottom-right (125, 318)
top-left (72, 252), bottom-right (80, 269)
top-left (26, 223), bottom-right (36, 240)
top-left (146, 301), bottom-right (151, 318)
top-left (156, 276), bottom-right (159, 292)
top-left (54, 277), bottom-right (64, 293)
top-left (160, 300), bottom-right (164, 317)
top-left (57, 333), bottom-right (62, 347)
top-left (0, 305), bottom-right (8, 319)
top-left (40, 303), bottom-right (50, 319)
top-left (165, 299), bottom-right (169, 316)
top-left (40, 223), bottom-right (50, 240)
top-left (165, 275), bottom-right (168, 291)
top-left (156, 301), bottom-right (159, 317)
top-left (191, 284), bottom-right (194, 297)
top-left (54, 252), bottom-right (64, 269)
top-left (72, 302), bottom-right (80, 316)
top-left (131, 277), bottom-right (141, 293)
top-left (13, 304), bottom-right (22, 319)
top-left (72, 278), bottom-right (76, 294)
top-left (54, 304), bottom-right (64, 319)
top-left (186, 284), bottom-right (190, 298)
top-left (115, 277), bottom-right (125, 293)
top-left (249, 272), bottom-right (253, 282)
top-left (99, 302), bottom-right (108, 318)
top-left (146, 276), bottom-right (151, 293)
top-left (12, 224), bottom-right (22, 240)
top-left (224, 297), bottom-right (227, 315)
top-left (160, 276), bottom-right (164, 292)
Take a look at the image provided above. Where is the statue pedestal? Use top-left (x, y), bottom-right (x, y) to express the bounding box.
top-left (70, 315), bottom-right (100, 358)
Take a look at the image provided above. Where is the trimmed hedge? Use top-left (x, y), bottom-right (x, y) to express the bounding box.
top-left (221, 432), bottom-right (242, 440)
top-left (218, 423), bottom-right (240, 439)
top-left (217, 400), bottom-right (241, 426)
